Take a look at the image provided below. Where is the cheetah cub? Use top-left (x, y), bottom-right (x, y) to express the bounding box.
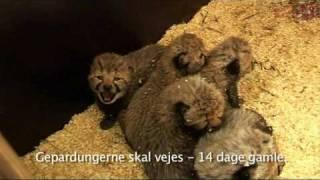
top-left (194, 109), bottom-right (285, 179)
top-left (119, 75), bottom-right (226, 179)
top-left (88, 44), bottom-right (165, 129)
top-left (201, 37), bottom-right (254, 108)
top-left (119, 34), bottom-right (225, 179)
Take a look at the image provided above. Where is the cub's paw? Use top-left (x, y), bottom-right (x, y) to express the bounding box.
top-left (176, 102), bottom-right (207, 130)
top-left (173, 52), bottom-right (207, 75)
top-left (99, 114), bottom-right (117, 130)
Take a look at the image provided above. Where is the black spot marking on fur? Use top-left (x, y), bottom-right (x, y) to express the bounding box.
top-left (226, 82), bottom-right (240, 108)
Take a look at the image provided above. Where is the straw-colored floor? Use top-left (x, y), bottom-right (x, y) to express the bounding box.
top-left (23, 0), bottom-right (320, 178)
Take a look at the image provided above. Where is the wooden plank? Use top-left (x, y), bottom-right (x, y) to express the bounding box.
top-left (0, 133), bottom-right (31, 179)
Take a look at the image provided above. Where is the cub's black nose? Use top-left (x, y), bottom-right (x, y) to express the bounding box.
top-left (103, 84), bottom-right (112, 91)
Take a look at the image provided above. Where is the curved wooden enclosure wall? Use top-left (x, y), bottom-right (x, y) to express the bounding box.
top-left (0, 0), bottom-right (209, 155)
top-left (0, 133), bottom-right (30, 178)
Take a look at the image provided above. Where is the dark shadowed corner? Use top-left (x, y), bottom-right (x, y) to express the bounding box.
top-left (0, 0), bottom-right (209, 155)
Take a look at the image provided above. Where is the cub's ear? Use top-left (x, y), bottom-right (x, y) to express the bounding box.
top-left (118, 61), bottom-right (129, 72)
top-left (226, 58), bottom-right (240, 75)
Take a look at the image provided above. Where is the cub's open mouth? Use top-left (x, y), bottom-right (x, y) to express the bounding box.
top-left (100, 91), bottom-right (116, 103)
top-left (96, 83), bottom-right (125, 104)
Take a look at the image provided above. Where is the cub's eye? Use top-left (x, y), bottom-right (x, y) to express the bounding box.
top-left (200, 53), bottom-right (208, 65)
top-left (114, 77), bottom-right (121, 81)
top-left (96, 76), bottom-right (103, 80)
top-left (200, 53), bottom-right (206, 59)
top-left (241, 50), bottom-right (250, 53)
